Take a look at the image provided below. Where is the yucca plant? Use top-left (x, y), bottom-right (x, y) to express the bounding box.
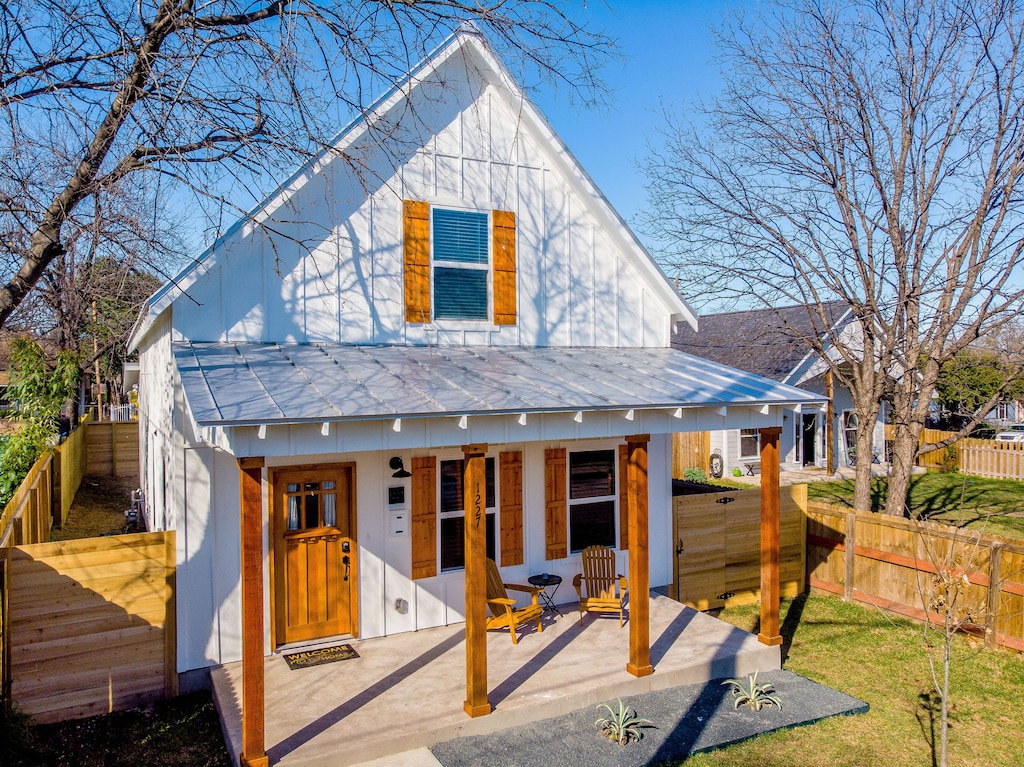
top-left (595, 699), bottom-right (652, 744)
top-left (721, 671), bottom-right (782, 711)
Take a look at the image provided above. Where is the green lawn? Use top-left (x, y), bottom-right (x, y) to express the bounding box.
top-left (806, 472), bottom-right (1024, 539)
top-left (678, 594), bottom-right (1024, 767)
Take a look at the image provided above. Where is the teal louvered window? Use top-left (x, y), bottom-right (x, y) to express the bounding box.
top-left (432, 209), bottom-right (489, 320)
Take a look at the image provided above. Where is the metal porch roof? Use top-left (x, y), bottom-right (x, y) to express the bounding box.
top-left (172, 343), bottom-right (826, 427)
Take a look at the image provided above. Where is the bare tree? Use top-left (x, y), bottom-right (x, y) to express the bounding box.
top-left (644, 0), bottom-right (1024, 514)
top-left (1, 1), bottom-right (612, 328)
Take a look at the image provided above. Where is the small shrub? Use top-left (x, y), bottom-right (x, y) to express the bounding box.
top-left (683, 467), bottom-right (708, 483)
top-left (595, 699), bottom-right (652, 744)
top-left (732, 467), bottom-right (743, 477)
top-left (721, 671), bottom-right (782, 711)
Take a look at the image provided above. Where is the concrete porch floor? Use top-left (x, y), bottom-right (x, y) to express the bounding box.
top-left (211, 592), bottom-right (780, 767)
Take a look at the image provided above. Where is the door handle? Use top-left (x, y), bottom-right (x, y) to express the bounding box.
top-left (342, 554), bottom-right (350, 581)
top-left (676, 538), bottom-right (684, 557)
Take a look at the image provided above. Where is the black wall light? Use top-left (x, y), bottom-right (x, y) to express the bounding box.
top-left (389, 456), bottom-right (411, 478)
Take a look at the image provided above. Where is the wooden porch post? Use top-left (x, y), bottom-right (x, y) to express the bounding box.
top-left (625, 434), bottom-right (653, 677)
top-left (758, 428), bottom-right (783, 647)
top-left (462, 443), bottom-right (491, 717)
top-left (826, 371), bottom-right (835, 475)
top-left (238, 457), bottom-right (268, 767)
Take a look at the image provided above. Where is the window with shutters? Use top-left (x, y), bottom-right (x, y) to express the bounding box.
top-left (403, 201), bottom-right (517, 325)
top-left (438, 456), bottom-right (497, 571)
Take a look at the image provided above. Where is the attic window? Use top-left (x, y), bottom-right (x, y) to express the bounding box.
top-left (403, 200), bottom-right (517, 325)
top-left (432, 209), bottom-right (489, 320)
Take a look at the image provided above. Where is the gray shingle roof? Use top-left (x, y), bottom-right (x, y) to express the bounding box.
top-left (672, 302), bottom-right (849, 382)
top-left (173, 343), bottom-right (826, 427)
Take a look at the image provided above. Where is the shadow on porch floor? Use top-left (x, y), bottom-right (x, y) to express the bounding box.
top-left (211, 592), bottom-right (780, 767)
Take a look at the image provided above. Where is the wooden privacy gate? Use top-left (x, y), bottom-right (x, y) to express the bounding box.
top-left (672, 485), bottom-right (807, 610)
top-left (5, 532), bottom-right (176, 723)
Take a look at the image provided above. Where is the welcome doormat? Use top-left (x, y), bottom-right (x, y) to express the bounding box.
top-left (283, 644), bottom-right (359, 670)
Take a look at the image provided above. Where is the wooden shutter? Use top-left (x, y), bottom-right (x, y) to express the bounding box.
top-left (404, 200), bottom-right (431, 323)
top-left (492, 209), bottom-right (517, 325)
top-left (544, 448), bottom-right (567, 560)
top-left (410, 456), bottom-right (437, 579)
top-left (618, 444), bottom-right (629, 550)
top-left (499, 451), bottom-right (524, 566)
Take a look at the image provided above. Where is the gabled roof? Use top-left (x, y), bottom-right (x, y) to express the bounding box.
top-left (174, 343), bottom-right (825, 427)
top-left (671, 302), bottom-right (850, 384)
top-left (128, 27), bottom-right (694, 351)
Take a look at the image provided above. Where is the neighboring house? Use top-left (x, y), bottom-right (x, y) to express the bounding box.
top-left (985, 399), bottom-right (1022, 428)
top-left (673, 303), bottom-right (888, 474)
top-left (127, 27), bottom-right (824, 758)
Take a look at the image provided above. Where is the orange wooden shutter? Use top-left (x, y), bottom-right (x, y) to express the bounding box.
top-left (492, 209), bottom-right (517, 325)
top-left (544, 448), bottom-right (567, 560)
top-left (499, 451), bottom-right (524, 566)
top-left (410, 456), bottom-right (437, 579)
top-left (618, 444), bottom-right (629, 550)
top-left (404, 200), bottom-right (431, 323)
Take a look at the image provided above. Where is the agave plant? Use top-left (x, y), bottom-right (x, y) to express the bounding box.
top-left (721, 671), bottom-right (782, 711)
top-left (595, 699), bottom-right (652, 744)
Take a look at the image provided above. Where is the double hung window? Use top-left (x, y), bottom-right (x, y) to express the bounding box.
top-left (739, 428), bottom-right (760, 460)
top-left (568, 449), bottom-right (617, 553)
top-left (439, 457), bottom-right (496, 571)
top-left (432, 209), bottom-right (490, 321)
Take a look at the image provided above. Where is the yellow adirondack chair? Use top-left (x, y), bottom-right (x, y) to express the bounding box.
top-left (485, 558), bottom-right (544, 645)
top-left (572, 546), bottom-right (628, 627)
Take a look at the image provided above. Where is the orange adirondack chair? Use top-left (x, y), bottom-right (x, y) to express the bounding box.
top-left (485, 558), bottom-right (544, 644)
top-left (572, 546), bottom-right (628, 627)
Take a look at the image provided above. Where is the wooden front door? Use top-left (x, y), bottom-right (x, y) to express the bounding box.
top-left (272, 464), bottom-right (357, 646)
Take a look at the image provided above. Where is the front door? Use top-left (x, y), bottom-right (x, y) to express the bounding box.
top-left (272, 464), bottom-right (357, 646)
top-left (802, 413), bottom-right (817, 466)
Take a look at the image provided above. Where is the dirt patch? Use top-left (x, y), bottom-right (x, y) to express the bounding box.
top-left (52, 475), bottom-right (140, 541)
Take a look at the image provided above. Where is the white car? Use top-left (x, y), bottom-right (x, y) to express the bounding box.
top-left (995, 425), bottom-right (1024, 442)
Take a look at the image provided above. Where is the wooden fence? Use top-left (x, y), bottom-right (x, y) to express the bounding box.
top-left (958, 440), bottom-right (1024, 481)
top-left (672, 484), bottom-right (807, 610)
top-left (85, 421), bottom-right (139, 478)
top-left (806, 502), bottom-right (1024, 652)
top-left (5, 532), bottom-right (176, 723)
top-left (54, 413), bottom-right (91, 527)
top-left (0, 453), bottom-right (54, 549)
top-left (672, 431), bottom-right (710, 477)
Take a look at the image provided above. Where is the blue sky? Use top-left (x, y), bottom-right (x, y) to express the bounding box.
top-left (532, 1), bottom-right (728, 234)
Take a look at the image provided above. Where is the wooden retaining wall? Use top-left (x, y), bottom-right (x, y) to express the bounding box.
top-left (672, 484), bottom-right (807, 610)
top-left (85, 421), bottom-right (139, 479)
top-left (6, 532), bottom-right (176, 723)
top-left (806, 503), bottom-right (1024, 652)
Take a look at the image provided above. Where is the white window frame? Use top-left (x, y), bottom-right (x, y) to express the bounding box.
top-left (739, 428), bottom-right (760, 460)
top-left (437, 453), bottom-right (499, 572)
top-left (567, 447), bottom-right (618, 554)
top-left (430, 207), bottom-right (492, 323)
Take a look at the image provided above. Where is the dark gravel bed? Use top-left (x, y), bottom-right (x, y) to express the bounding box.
top-left (431, 669), bottom-right (867, 767)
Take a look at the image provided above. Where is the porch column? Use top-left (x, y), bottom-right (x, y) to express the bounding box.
top-left (826, 371), bottom-right (835, 474)
top-left (625, 434), bottom-right (653, 678)
top-left (238, 457), bottom-right (268, 767)
top-left (758, 428), bottom-right (783, 647)
top-left (462, 443), bottom-right (491, 717)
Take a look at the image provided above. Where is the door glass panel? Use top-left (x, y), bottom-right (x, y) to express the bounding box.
top-left (304, 482), bottom-right (320, 528)
top-left (287, 483), bottom-right (301, 530)
top-left (323, 480), bottom-right (336, 526)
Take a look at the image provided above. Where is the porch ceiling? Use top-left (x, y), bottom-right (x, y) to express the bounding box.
top-left (172, 342), bottom-right (827, 427)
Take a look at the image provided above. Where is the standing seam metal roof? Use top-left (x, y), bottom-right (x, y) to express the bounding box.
top-left (172, 343), bottom-right (827, 427)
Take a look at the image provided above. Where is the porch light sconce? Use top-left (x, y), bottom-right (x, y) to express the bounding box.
top-left (573, 410), bottom-right (583, 423)
top-left (321, 422), bottom-right (330, 437)
top-left (517, 413), bottom-right (527, 426)
top-left (389, 456), bottom-right (411, 478)
top-left (457, 414), bottom-right (468, 430)
top-left (257, 424), bottom-right (267, 440)
top-left (783, 413), bottom-right (788, 421)
top-left (624, 409), bottom-right (635, 421)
